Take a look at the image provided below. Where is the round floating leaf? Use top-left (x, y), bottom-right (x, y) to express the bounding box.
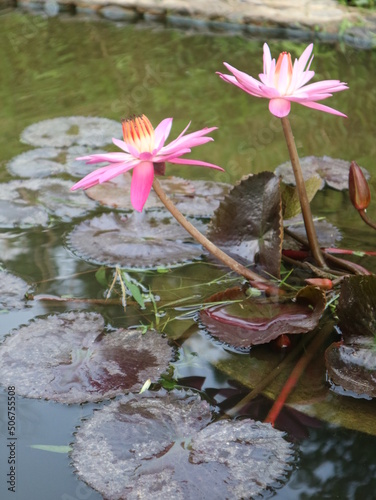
top-left (86, 174), bottom-right (231, 217)
top-left (66, 211), bottom-right (206, 269)
top-left (0, 271), bottom-right (29, 311)
top-left (20, 116), bottom-right (120, 148)
top-left (7, 146), bottom-right (108, 179)
top-left (281, 176), bottom-right (322, 220)
top-left (325, 342), bottom-right (376, 399)
top-left (201, 286), bottom-right (326, 348)
top-left (337, 275), bottom-right (376, 342)
top-left (0, 179), bottom-right (97, 227)
top-left (284, 217), bottom-right (342, 250)
top-left (72, 390), bottom-right (294, 499)
top-left (207, 172), bottom-right (282, 278)
top-left (275, 156), bottom-right (370, 191)
top-left (325, 276), bottom-right (376, 399)
top-left (0, 312), bottom-right (173, 403)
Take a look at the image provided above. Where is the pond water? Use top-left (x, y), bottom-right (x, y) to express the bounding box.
top-left (0, 8), bottom-right (376, 500)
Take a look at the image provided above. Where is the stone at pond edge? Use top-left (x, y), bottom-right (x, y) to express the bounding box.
top-left (0, 312), bottom-right (173, 403)
top-left (72, 390), bottom-right (294, 500)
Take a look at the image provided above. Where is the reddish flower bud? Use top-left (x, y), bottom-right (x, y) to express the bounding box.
top-left (305, 278), bottom-right (333, 290)
top-left (349, 161), bottom-right (371, 211)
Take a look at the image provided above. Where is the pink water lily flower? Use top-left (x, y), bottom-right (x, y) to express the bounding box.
top-left (217, 43), bottom-right (348, 118)
top-left (71, 115), bottom-right (223, 212)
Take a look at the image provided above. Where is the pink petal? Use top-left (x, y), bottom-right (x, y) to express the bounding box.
top-left (296, 100), bottom-right (347, 117)
top-left (263, 43), bottom-right (273, 74)
top-left (76, 152), bottom-right (131, 164)
top-left (269, 98), bottom-right (291, 118)
top-left (296, 44), bottom-right (314, 73)
top-left (130, 161), bottom-right (155, 212)
top-left (154, 118), bottom-right (173, 151)
top-left (169, 158), bottom-right (224, 171)
top-left (112, 138), bottom-right (130, 153)
top-left (221, 64), bottom-right (265, 96)
top-left (113, 137), bottom-right (140, 158)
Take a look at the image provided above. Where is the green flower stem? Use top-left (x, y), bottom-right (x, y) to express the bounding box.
top-left (280, 116), bottom-right (326, 268)
top-left (152, 177), bottom-right (271, 288)
top-left (359, 209), bottom-right (376, 231)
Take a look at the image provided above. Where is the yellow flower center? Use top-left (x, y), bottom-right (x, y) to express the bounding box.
top-left (274, 51), bottom-right (293, 90)
top-left (122, 114), bottom-right (155, 152)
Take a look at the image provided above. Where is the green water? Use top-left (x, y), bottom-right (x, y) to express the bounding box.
top-left (1, 9), bottom-right (376, 500)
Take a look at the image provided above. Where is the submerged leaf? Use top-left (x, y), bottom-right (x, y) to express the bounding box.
top-left (275, 156), bottom-right (370, 191)
top-left (0, 312), bottom-right (173, 403)
top-left (72, 390), bottom-right (294, 499)
top-left (0, 270), bottom-right (29, 311)
top-left (7, 146), bottom-right (108, 179)
top-left (201, 286), bottom-right (326, 348)
top-left (66, 211), bottom-right (206, 270)
top-left (20, 116), bottom-right (120, 148)
top-left (30, 445), bottom-right (72, 454)
top-left (86, 174), bottom-right (231, 217)
top-left (325, 276), bottom-right (376, 399)
top-left (207, 172), bottom-right (282, 278)
top-left (0, 179), bottom-right (97, 228)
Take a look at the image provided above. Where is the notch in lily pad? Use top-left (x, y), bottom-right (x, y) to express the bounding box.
top-left (71, 389), bottom-right (294, 499)
top-left (0, 311), bottom-right (174, 404)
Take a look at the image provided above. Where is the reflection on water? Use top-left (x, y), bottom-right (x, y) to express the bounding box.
top-left (0, 9), bottom-right (376, 500)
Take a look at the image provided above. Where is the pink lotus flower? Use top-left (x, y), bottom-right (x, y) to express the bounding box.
top-left (217, 43), bottom-right (348, 118)
top-left (71, 115), bottom-right (223, 212)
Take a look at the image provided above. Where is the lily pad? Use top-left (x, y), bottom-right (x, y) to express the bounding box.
top-left (72, 390), bottom-right (294, 499)
top-left (0, 179), bottom-right (97, 227)
top-left (0, 312), bottom-right (173, 403)
top-left (325, 276), bottom-right (376, 399)
top-left (284, 217), bottom-right (342, 250)
top-left (275, 156), bottom-right (370, 191)
top-left (207, 172), bottom-right (282, 279)
top-left (66, 211), bottom-right (206, 270)
top-left (0, 270), bottom-right (29, 311)
top-left (201, 286), bottom-right (326, 348)
top-left (86, 174), bottom-right (231, 217)
top-left (7, 146), bottom-right (108, 179)
top-left (20, 116), bottom-right (120, 148)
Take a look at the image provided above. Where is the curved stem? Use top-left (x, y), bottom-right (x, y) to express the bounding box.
top-left (281, 117), bottom-right (326, 268)
top-left (152, 177), bottom-right (271, 287)
top-left (359, 209), bottom-right (376, 231)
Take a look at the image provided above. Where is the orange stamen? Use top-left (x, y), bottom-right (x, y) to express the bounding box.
top-left (122, 114), bottom-right (155, 152)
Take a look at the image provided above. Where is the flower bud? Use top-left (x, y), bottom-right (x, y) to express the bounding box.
top-left (349, 161), bottom-right (371, 211)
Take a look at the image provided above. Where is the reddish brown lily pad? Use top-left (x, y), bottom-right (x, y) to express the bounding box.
top-left (325, 276), bottom-right (376, 398)
top-left (275, 156), bottom-right (370, 191)
top-left (86, 174), bottom-right (231, 217)
top-left (72, 390), bottom-right (294, 499)
top-left (207, 172), bottom-right (282, 279)
top-left (201, 285), bottom-right (326, 348)
top-left (0, 312), bottom-right (173, 403)
top-left (66, 211), bottom-right (206, 269)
